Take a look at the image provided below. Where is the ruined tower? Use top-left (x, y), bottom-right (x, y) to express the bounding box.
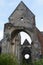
top-left (0, 1), bottom-right (43, 63)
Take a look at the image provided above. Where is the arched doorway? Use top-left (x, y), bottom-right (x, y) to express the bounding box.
top-left (11, 28), bottom-right (33, 63)
top-left (11, 28), bottom-right (32, 42)
top-left (22, 47), bottom-right (32, 63)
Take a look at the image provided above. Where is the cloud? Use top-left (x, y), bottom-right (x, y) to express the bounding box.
top-left (0, 30), bottom-right (3, 41)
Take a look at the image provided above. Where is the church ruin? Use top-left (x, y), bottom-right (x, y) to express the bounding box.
top-left (0, 1), bottom-right (43, 63)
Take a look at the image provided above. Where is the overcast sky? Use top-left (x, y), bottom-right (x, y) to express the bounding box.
top-left (0, 0), bottom-right (43, 42)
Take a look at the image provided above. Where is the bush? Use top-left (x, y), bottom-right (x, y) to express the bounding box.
top-left (0, 54), bottom-right (43, 65)
top-left (34, 59), bottom-right (43, 65)
top-left (21, 58), bottom-right (43, 65)
top-left (21, 59), bottom-right (32, 65)
top-left (0, 54), bottom-right (19, 65)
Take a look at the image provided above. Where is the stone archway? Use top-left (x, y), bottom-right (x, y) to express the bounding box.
top-left (10, 28), bottom-right (33, 63)
top-left (11, 27), bottom-right (33, 40)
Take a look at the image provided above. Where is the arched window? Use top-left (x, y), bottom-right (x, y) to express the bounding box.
top-left (20, 31), bottom-right (32, 45)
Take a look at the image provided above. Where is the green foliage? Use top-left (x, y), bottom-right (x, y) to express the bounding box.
top-left (34, 59), bottom-right (43, 65)
top-left (0, 54), bottom-right (43, 65)
top-left (0, 54), bottom-right (19, 65)
top-left (21, 58), bottom-right (43, 65)
top-left (21, 59), bottom-right (32, 65)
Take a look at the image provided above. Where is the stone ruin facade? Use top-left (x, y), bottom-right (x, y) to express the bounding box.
top-left (0, 1), bottom-right (43, 63)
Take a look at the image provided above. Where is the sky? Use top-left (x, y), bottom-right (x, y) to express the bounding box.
top-left (0, 0), bottom-right (43, 43)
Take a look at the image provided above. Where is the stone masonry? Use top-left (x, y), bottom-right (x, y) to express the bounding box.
top-left (0, 1), bottom-right (43, 63)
